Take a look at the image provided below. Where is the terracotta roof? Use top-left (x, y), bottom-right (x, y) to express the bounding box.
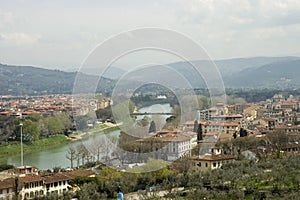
top-left (19, 174), bottom-right (43, 183)
top-left (0, 177), bottom-right (15, 189)
top-left (275, 125), bottom-right (300, 130)
top-left (184, 131), bottom-right (197, 136)
top-left (203, 132), bottom-right (219, 136)
top-left (212, 114), bottom-right (242, 118)
top-left (43, 173), bottom-right (71, 184)
top-left (137, 133), bottom-right (190, 143)
top-left (191, 154), bottom-right (235, 161)
top-left (184, 120), bottom-right (206, 125)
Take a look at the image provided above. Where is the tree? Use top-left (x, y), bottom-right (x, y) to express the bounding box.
top-left (151, 115), bottom-right (164, 131)
top-left (91, 138), bottom-right (104, 162)
top-left (53, 112), bottom-right (72, 131)
top-left (23, 119), bottom-right (40, 141)
top-left (75, 115), bottom-right (89, 131)
top-left (197, 123), bottom-right (203, 141)
top-left (26, 113), bottom-right (42, 122)
top-left (193, 120), bottom-right (198, 132)
top-left (0, 116), bottom-right (20, 142)
top-left (239, 128), bottom-right (247, 137)
top-left (148, 121), bottom-right (156, 133)
top-left (266, 130), bottom-right (289, 158)
top-left (66, 146), bottom-right (76, 168)
top-left (43, 117), bottom-right (63, 136)
top-left (96, 105), bottom-right (112, 121)
top-left (77, 144), bottom-right (90, 166)
top-left (233, 131), bottom-right (237, 139)
top-left (76, 182), bottom-right (104, 200)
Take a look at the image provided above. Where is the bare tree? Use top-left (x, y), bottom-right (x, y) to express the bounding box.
top-left (91, 137), bottom-right (104, 162)
top-left (266, 130), bottom-right (289, 158)
top-left (76, 144), bottom-right (90, 166)
top-left (100, 135), bottom-right (118, 163)
top-left (66, 146), bottom-right (76, 168)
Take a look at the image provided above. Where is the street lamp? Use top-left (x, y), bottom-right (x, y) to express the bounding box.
top-left (20, 123), bottom-right (23, 166)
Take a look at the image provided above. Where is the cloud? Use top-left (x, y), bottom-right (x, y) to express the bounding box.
top-left (0, 32), bottom-right (40, 46)
top-left (176, 0), bottom-right (300, 28)
top-left (0, 0), bottom-right (300, 68)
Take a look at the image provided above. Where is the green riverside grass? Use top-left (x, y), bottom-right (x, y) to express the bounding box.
top-left (0, 135), bottom-right (69, 164)
top-left (0, 124), bottom-right (120, 165)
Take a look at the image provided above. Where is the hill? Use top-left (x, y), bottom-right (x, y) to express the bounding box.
top-left (117, 56), bottom-right (300, 89)
top-left (0, 64), bottom-right (114, 95)
top-left (1, 56), bottom-right (299, 95)
top-left (226, 59), bottom-right (300, 88)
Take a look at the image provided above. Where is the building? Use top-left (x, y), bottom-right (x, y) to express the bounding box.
top-left (18, 174), bottom-right (44, 200)
top-left (0, 178), bottom-right (15, 200)
top-left (201, 121), bottom-right (239, 135)
top-left (0, 165), bottom-right (96, 200)
top-left (137, 130), bottom-right (192, 161)
top-left (43, 173), bottom-right (71, 196)
top-left (190, 147), bottom-right (235, 171)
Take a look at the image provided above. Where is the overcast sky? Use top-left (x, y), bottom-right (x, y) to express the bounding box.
top-left (0, 0), bottom-right (300, 70)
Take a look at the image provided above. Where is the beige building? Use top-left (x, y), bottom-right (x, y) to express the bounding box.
top-left (0, 166), bottom-right (95, 200)
top-left (190, 147), bottom-right (235, 171)
top-left (243, 105), bottom-right (260, 120)
top-left (0, 178), bottom-right (15, 200)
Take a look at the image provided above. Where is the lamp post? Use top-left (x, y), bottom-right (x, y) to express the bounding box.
top-left (20, 123), bottom-right (23, 166)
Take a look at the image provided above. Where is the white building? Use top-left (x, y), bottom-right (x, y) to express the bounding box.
top-left (138, 130), bottom-right (192, 161)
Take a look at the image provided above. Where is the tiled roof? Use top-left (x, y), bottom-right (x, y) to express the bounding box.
top-left (0, 177), bottom-right (15, 189)
top-left (19, 174), bottom-right (43, 183)
top-left (137, 133), bottom-right (191, 143)
top-left (43, 173), bottom-right (71, 184)
top-left (191, 154), bottom-right (235, 161)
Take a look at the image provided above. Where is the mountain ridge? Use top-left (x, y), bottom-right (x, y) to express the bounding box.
top-left (1, 56), bottom-right (300, 95)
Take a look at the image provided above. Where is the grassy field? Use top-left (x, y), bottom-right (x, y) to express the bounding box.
top-left (0, 135), bottom-right (69, 164)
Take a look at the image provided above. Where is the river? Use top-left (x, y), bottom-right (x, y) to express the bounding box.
top-left (7, 104), bottom-right (172, 170)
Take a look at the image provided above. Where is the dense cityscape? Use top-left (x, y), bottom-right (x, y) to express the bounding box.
top-left (0, 90), bottom-right (300, 199)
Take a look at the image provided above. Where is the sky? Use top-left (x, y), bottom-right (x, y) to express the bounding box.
top-left (0, 0), bottom-right (300, 70)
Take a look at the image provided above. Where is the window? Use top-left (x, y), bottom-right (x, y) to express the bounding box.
top-left (205, 163), bottom-right (208, 167)
top-left (0, 189), bottom-right (2, 194)
top-left (213, 162), bottom-right (216, 167)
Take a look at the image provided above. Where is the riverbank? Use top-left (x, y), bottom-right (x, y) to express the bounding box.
top-left (0, 123), bottom-right (121, 165)
top-left (0, 135), bottom-right (69, 164)
top-left (67, 122), bottom-right (120, 141)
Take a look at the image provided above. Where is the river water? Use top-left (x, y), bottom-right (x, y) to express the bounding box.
top-left (7, 104), bottom-right (172, 170)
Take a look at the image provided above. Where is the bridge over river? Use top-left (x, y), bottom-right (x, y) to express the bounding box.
top-left (130, 112), bottom-right (176, 116)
